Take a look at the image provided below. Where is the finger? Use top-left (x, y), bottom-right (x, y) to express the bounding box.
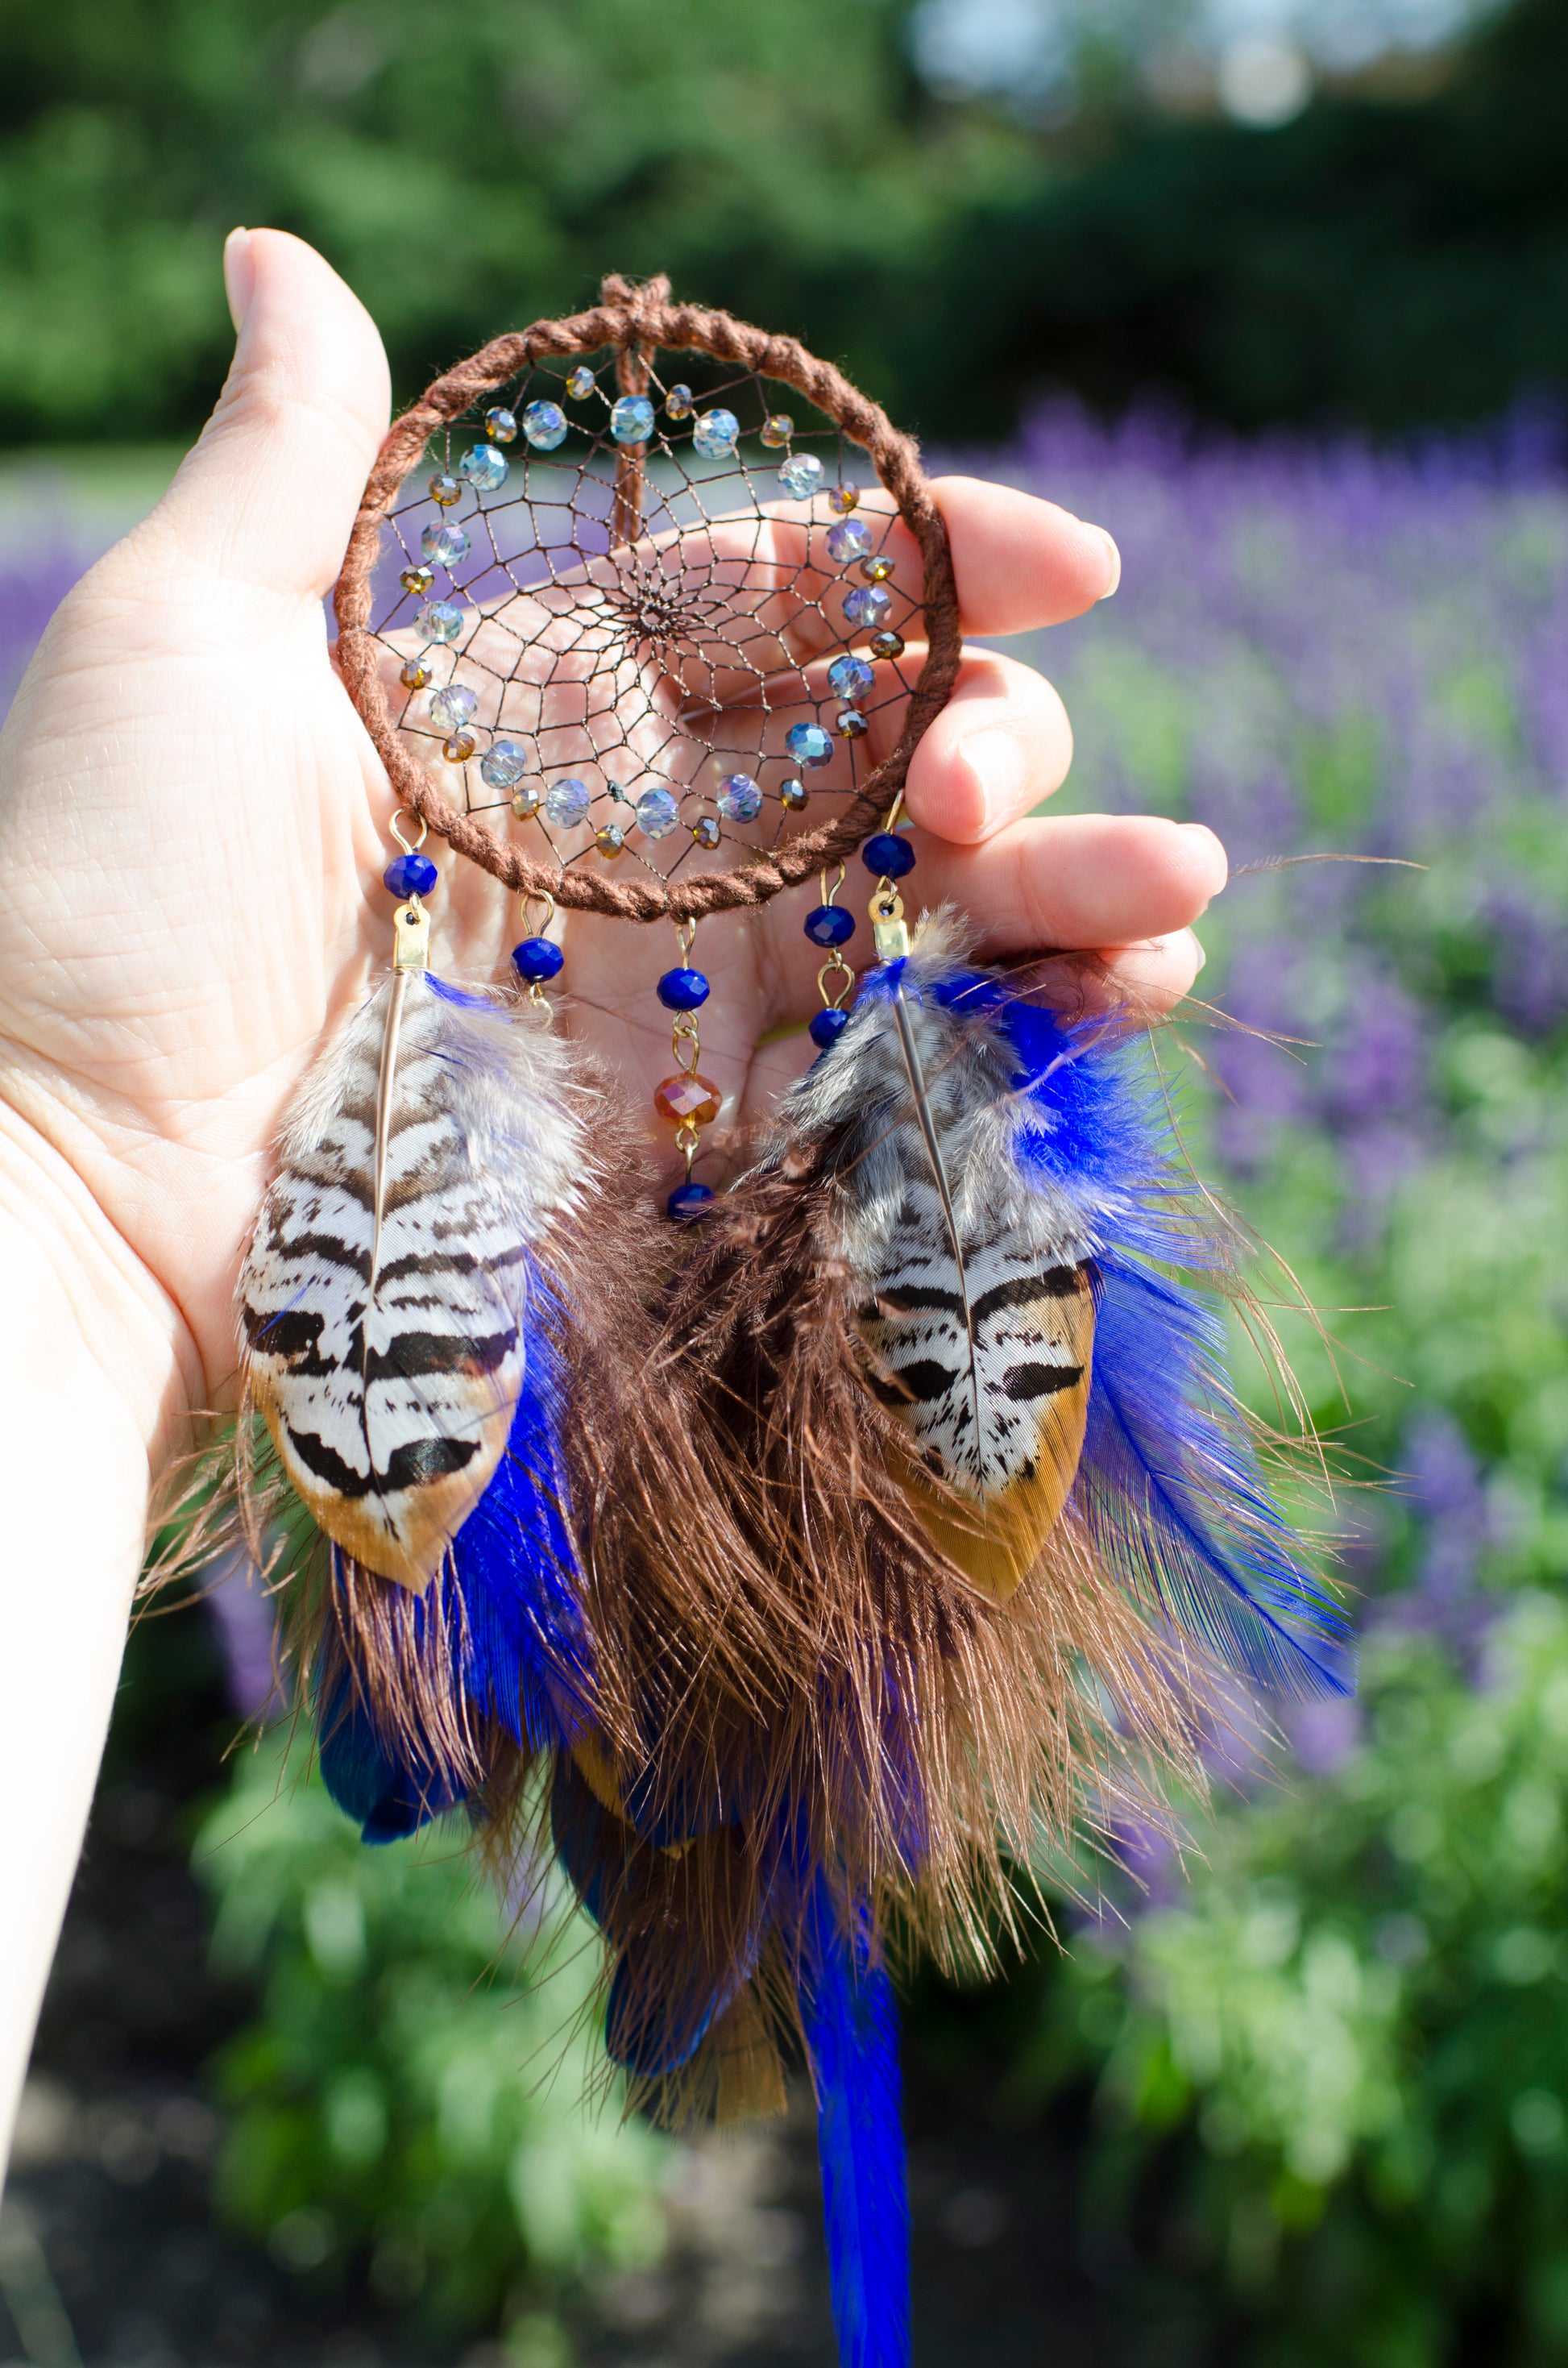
top-left (919, 813), bottom-right (1227, 957)
top-left (758, 814), bottom-right (1226, 1018)
top-left (900, 649), bottom-right (1073, 843)
top-left (1097, 929), bottom-right (1208, 1012)
top-left (145, 228), bottom-right (391, 600)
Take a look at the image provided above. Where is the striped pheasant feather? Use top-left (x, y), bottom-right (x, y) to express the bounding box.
top-left (782, 933), bottom-right (1097, 1602)
top-left (240, 974), bottom-right (583, 1589)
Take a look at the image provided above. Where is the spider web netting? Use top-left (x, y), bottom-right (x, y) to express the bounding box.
top-left (369, 347), bottom-right (925, 891)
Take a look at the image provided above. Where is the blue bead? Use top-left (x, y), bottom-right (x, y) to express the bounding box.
top-left (785, 721), bottom-right (835, 770)
top-left (804, 904), bottom-right (856, 948)
top-left (384, 851), bottom-right (438, 898)
top-left (511, 936), bottom-right (564, 984)
top-left (667, 1181), bottom-right (716, 1223)
top-left (657, 967), bottom-right (710, 1012)
top-left (810, 1007), bottom-right (850, 1049)
top-left (862, 832), bottom-right (916, 878)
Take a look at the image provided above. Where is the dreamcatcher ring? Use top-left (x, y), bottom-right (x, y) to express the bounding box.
top-left (334, 272), bottom-right (962, 923)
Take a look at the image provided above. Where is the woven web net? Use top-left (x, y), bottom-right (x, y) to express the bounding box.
top-left (367, 348), bottom-right (926, 891)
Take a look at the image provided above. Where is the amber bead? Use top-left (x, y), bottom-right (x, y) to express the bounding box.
top-left (861, 555), bottom-right (895, 583)
top-left (443, 729), bottom-right (479, 763)
top-left (828, 484), bottom-right (859, 514)
top-left (400, 654), bottom-right (433, 691)
top-left (691, 816), bottom-right (721, 850)
top-left (869, 631), bottom-right (906, 661)
top-left (595, 822), bottom-right (626, 858)
top-left (400, 565), bottom-right (434, 596)
top-left (428, 472), bottom-right (462, 507)
top-left (654, 1074), bottom-right (722, 1127)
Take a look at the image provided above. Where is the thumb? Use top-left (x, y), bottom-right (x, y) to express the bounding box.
top-left (148, 227), bottom-right (392, 600)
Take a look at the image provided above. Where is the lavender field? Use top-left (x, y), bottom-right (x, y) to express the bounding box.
top-left (5, 414), bottom-right (1568, 2366)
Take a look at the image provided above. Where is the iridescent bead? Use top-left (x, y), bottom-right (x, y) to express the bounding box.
top-left (716, 772), bottom-right (762, 822)
top-left (778, 454), bottom-right (823, 500)
top-left (443, 728), bottom-right (479, 762)
top-left (458, 442), bottom-right (508, 493)
top-left (844, 584), bottom-right (891, 629)
top-left (428, 472), bottom-right (461, 507)
top-left (667, 1179), bottom-right (715, 1222)
top-left (610, 395), bottom-right (655, 445)
top-left (635, 786), bottom-right (681, 841)
top-left (400, 564), bottom-right (434, 596)
top-left (485, 406), bottom-right (518, 444)
top-left (779, 778), bottom-right (809, 812)
top-left (654, 1074), bottom-right (722, 1127)
top-left (692, 408), bottom-right (739, 460)
top-left (863, 832), bottom-right (916, 878)
top-left (566, 366), bottom-right (597, 399)
top-left (828, 484), bottom-right (860, 515)
top-left (834, 708), bottom-right (869, 741)
top-left (761, 413), bottom-right (794, 448)
top-left (595, 822), bottom-right (626, 858)
top-left (826, 517), bottom-right (873, 563)
top-left (657, 967), bottom-right (710, 1012)
top-left (512, 936), bottom-right (563, 983)
top-left (400, 654), bottom-right (433, 691)
top-left (861, 554), bottom-right (895, 583)
top-left (479, 738), bottom-right (528, 790)
top-left (870, 631), bottom-right (906, 661)
top-left (384, 851), bottom-right (438, 899)
top-left (510, 784), bottom-right (541, 820)
top-left (810, 1007), bottom-right (850, 1050)
top-left (665, 384), bottom-right (693, 420)
top-left (415, 600), bottom-right (464, 643)
top-left (429, 683), bottom-right (478, 732)
top-left (523, 400), bottom-right (568, 451)
top-left (828, 654), bottom-right (876, 704)
top-left (691, 815), bottom-right (721, 850)
top-left (804, 904), bottom-right (856, 948)
top-left (785, 721), bottom-right (834, 770)
top-left (544, 776), bottom-right (591, 828)
top-left (421, 521), bottom-right (469, 569)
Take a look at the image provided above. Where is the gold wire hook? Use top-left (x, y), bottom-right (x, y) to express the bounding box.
top-left (390, 808), bottom-right (429, 854)
top-left (523, 888), bottom-right (558, 939)
top-left (820, 863), bottom-right (847, 905)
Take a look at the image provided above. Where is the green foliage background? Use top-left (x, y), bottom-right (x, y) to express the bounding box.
top-left (3, 0), bottom-right (1568, 442)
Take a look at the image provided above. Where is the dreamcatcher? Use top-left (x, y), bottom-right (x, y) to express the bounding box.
top-left (234, 276), bottom-right (1349, 2368)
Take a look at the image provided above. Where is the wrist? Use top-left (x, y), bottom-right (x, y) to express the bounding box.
top-left (0, 1098), bottom-right (201, 1473)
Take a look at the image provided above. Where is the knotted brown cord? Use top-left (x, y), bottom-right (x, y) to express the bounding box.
top-left (334, 274), bottom-right (963, 923)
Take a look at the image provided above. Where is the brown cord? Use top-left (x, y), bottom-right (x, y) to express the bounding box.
top-left (334, 274), bottom-right (963, 923)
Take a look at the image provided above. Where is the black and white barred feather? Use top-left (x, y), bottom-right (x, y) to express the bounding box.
top-left (239, 973), bottom-right (585, 1589)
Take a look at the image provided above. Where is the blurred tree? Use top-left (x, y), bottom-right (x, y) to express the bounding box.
top-left (0, 0), bottom-right (1025, 440)
top-left (907, 0), bottom-right (1568, 437)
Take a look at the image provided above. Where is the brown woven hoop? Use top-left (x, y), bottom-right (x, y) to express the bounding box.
top-left (334, 274), bottom-right (962, 923)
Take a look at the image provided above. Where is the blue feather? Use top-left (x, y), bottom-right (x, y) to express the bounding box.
top-left (315, 1672), bottom-right (463, 1844)
top-left (869, 953), bottom-right (1352, 1700)
top-left (799, 1873), bottom-right (910, 2368)
top-left (317, 1268), bottom-right (594, 1843)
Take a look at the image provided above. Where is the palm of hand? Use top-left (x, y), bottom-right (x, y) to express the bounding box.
top-left (0, 232), bottom-right (1221, 1427)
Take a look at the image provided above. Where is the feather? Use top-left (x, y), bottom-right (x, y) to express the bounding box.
top-left (653, 908), bottom-right (1346, 1950)
top-left (799, 1873), bottom-right (910, 2368)
top-left (241, 973), bottom-right (579, 1590)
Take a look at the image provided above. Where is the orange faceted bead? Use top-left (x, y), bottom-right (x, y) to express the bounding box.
top-left (654, 1074), bottom-right (722, 1128)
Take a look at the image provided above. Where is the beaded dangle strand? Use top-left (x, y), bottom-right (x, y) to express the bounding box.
top-left (655, 921), bottom-right (719, 1222)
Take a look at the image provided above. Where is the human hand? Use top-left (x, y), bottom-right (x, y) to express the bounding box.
top-left (0, 229), bottom-right (1224, 1445)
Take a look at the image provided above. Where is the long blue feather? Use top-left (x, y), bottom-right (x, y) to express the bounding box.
top-left (799, 1872), bottom-right (911, 2368)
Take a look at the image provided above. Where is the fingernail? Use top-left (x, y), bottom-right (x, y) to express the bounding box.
top-left (1190, 932), bottom-right (1206, 974)
top-left (1094, 526), bottom-right (1121, 600)
top-left (223, 228), bottom-right (255, 333)
top-left (962, 728), bottom-right (1027, 826)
